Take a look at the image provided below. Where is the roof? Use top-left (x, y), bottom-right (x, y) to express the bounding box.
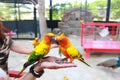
top-left (0, 0), bottom-right (38, 4)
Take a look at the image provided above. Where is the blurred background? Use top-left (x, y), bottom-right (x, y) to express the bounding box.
top-left (0, 0), bottom-right (119, 39)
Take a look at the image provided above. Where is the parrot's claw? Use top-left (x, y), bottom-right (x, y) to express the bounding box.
top-left (55, 58), bottom-right (68, 64)
top-left (39, 60), bottom-right (42, 62)
top-left (61, 58), bottom-right (68, 62)
top-left (55, 60), bottom-right (64, 64)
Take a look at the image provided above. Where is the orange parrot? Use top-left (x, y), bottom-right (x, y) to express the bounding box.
top-left (56, 33), bottom-right (90, 67)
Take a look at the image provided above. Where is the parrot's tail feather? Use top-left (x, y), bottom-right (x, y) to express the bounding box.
top-left (24, 61), bottom-right (33, 68)
top-left (14, 68), bottom-right (25, 79)
top-left (78, 58), bottom-right (91, 67)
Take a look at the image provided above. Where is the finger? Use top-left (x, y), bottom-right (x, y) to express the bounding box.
top-left (58, 63), bottom-right (77, 68)
top-left (51, 63), bottom-right (77, 69)
top-left (41, 61), bottom-right (77, 69)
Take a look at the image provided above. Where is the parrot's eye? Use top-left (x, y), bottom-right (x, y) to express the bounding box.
top-left (47, 36), bottom-right (51, 38)
top-left (59, 39), bottom-right (62, 42)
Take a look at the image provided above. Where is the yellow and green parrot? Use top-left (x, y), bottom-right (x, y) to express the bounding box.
top-left (64, 76), bottom-right (69, 80)
top-left (15, 33), bottom-right (55, 78)
top-left (55, 33), bottom-right (90, 67)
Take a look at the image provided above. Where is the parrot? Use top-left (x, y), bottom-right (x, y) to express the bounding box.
top-left (15, 32), bottom-right (55, 79)
top-left (32, 37), bottom-right (40, 47)
top-left (55, 33), bottom-right (91, 67)
top-left (64, 76), bottom-right (69, 80)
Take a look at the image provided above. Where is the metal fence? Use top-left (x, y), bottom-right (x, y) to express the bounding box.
top-left (2, 20), bottom-right (60, 39)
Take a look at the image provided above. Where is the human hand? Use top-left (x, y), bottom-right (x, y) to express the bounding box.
top-left (34, 56), bottom-right (77, 72)
top-left (41, 57), bottom-right (77, 69)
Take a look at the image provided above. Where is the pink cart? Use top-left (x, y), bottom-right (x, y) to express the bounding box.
top-left (80, 22), bottom-right (120, 58)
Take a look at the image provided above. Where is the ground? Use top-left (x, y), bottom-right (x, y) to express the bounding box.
top-left (8, 35), bottom-right (120, 80)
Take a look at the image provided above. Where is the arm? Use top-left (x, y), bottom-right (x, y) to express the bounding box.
top-left (10, 40), bottom-right (57, 54)
top-left (19, 56), bottom-right (77, 80)
top-left (10, 42), bottom-right (33, 54)
top-left (18, 72), bottom-right (36, 80)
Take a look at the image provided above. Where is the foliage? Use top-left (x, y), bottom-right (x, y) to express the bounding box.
top-left (52, 3), bottom-right (70, 20)
top-left (0, 3), bottom-right (33, 21)
top-left (88, 0), bottom-right (120, 21)
top-left (88, 0), bottom-right (107, 21)
top-left (0, 3), bottom-right (15, 20)
top-left (47, 0), bottom-right (82, 20)
top-left (111, 0), bottom-right (120, 19)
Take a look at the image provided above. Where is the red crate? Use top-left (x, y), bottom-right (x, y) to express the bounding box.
top-left (80, 22), bottom-right (120, 58)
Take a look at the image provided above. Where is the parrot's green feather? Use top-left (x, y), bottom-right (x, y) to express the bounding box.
top-left (14, 67), bottom-right (25, 79)
top-left (28, 51), bottom-right (44, 62)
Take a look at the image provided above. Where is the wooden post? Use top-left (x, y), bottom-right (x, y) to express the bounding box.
top-left (38, 0), bottom-right (47, 38)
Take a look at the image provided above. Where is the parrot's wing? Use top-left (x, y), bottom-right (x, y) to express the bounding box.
top-left (34, 43), bottom-right (50, 56)
top-left (15, 43), bottom-right (50, 79)
top-left (26, 45), bottom-right (49, 65)
top-left (67, 46), bottom-right (81, 58)
top-left (27, 51), bottom-right (44, 62)
top-left (67, 46), bottom-right (91, 67)
top-left (27, 44), bottom-right (50, 66)
top-left (23, 51), bottom-right (44, 69)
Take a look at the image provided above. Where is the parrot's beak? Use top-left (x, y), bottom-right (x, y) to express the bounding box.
top-left (51, 38), bottom-right (59, 45)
